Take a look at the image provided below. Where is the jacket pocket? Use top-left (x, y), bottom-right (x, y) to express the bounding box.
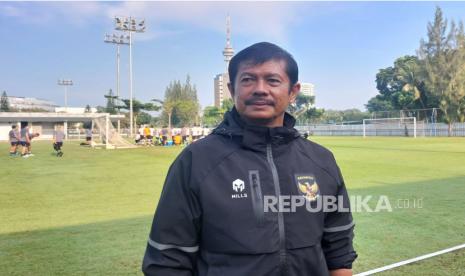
top-left (249, 170), bottom-right (265, 226)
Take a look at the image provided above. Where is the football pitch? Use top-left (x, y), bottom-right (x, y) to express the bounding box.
top-left (1, 137), bottom-right (464, 275)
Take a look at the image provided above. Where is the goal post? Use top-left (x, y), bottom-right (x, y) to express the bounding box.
top-left (363, 117), bottom-right (417, 138)
top-left (91, 114), bottom-right (136, 149)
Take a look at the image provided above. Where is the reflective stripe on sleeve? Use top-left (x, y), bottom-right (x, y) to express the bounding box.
top-left (323, 221), bottom-right (355, 233)
top-left (147, 238), bottom-right (199, 253)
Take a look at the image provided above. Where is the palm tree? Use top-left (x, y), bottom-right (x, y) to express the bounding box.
top-left (395, 56), bottom-right (426, 109)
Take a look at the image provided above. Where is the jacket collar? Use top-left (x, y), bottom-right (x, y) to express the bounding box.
top-left (213, 107), bottom-right (300, 150)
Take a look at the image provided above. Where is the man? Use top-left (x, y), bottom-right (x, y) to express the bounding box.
top-left (144, 125), bottom-right (152, 145)
top-left (161, 127), bottom-right (169, 146)
top-left (19, 122), bottom-right (31, 158)
top-left (142, 42), bottom-right (357, 276)
top-left (8, 125), bottom-right (19, 156)
top-left (181, 126), bottom-right (189, 145)
top-left (53, 125), bottom-right (65, 157)
top-left (85, 127), bottom-right (92, 145)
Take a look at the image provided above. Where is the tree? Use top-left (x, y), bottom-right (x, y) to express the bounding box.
top-left (152, 98), bottom-right (174, 128)
top-left (286, 94), bottom-right (326, 123)
top-left (137, 111), bottom-right (153, 125)
top-left (1, 91), bottom-right (10, 112)
top-left (288, 94), bottom-right (314, 117)
top-left (96, 106), bottom-right (106, 113)
top-left (120, 99), bottom-right (160, 129)
top-left (157, 76), bottom-right (200, 127)
top-left (418, 7), bottom-right (465, 135)
top-left (394, 56), bottom-right (428, 109)
top-left (369, 56), bottom-right (430, 112)
top-left (201, 99), bottom-right (235, 128)
top-left (104, 89), bottom-right (118, 115)
top-left (303, 107), bottom-right (325, 123)
top-left (202, 106), bottom-right (224, 127)
top-left (84, 104), bottom-right (92, 113)
top-left (222, 98), bottom-right (234, 111)
top-left (366, 95), bottom-right (394, 113)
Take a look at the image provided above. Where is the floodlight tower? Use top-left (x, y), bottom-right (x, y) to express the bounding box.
top-left (57, 79), bottom-right (73, 112)
top-left (104, 33), bottom-right (129, 133)
top-left (104, 33), bottom-right (129, 107)
top-left (114, 16), bottom-right (146, 137)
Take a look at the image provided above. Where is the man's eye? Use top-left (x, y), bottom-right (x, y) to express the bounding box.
top-left (268, 79), bottom-right (281, 85)
top-left (241, 77), bottom-right (254, 83)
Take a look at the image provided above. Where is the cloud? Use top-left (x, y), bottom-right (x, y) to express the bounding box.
top-left (0, 3), bottom-right (53, 24)
top-left (0, 2), bottom-right (106, 26)
top-left (0, 2), bottom-right (310, 42)
top-left (105, 2), bottom-right (308, 43)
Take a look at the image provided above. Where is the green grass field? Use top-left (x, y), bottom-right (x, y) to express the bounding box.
top-left (1, 137), bottom-right (464, 275)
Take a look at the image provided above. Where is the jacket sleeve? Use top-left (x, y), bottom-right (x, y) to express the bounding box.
top-left (142, 150), bottom-right (201, 276)
top-left (322, 165), bottom-right (357, 270)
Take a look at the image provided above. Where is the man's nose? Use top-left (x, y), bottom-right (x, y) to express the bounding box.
top-left (253, 79), bottom-right (269, 96)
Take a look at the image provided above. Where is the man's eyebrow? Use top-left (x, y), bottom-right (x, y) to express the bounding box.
top-left (238, 72), bottom-right (256, 77)
top-left (265, 73), bottom-right (284, 79)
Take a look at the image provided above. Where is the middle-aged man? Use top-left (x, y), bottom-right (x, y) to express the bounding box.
top-left (143, 42), bottom-right (357, 276)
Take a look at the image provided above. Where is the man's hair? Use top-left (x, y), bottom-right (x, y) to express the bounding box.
top-left (228, 42), bottom-right (299, 91)
top-left (12, 125), bottom-right (17, 129)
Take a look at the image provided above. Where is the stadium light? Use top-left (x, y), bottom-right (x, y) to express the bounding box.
top-left (57, 79), bottom-right (73, 112)
top-left (104, 33), bottom-right (129, 107)
top-left (105, 33), bottom-right (129, 133)
top-left (114, 16), bottom-right (146, 137)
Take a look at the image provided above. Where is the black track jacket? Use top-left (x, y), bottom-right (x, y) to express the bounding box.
top-left (143, 108), bottom-right (357, 276)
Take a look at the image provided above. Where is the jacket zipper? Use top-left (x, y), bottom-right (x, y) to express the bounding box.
top-left (266, 143), bottom-right (287, 274)
top-left (249, 170), bottom-right (264, 225)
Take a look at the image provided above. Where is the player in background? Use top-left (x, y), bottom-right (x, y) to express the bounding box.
top-left (8, 125), bottom-right (20, 156)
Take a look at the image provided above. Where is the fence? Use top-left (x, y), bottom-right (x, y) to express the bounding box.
top-left (296, 122), bottom-right (465, 137)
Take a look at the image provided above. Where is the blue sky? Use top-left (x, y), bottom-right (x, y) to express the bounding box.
top-left (1, 1), bottom-right (465, 111)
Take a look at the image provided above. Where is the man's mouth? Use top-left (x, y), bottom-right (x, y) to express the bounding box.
top-left (245, 99), bottom-right (274, 106)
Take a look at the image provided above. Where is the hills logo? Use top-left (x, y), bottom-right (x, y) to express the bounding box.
top-left (232, 179), bottom-right (247, 199)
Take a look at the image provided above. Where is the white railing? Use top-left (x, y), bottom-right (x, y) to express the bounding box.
top-left (296, 122), bottom-right (465, 137)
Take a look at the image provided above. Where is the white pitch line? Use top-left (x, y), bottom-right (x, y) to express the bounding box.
top-left (355, 243), bottom-right (465, 276)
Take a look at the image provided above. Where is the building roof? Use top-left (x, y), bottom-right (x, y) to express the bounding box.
top-left (0, 112), bottom-right (124, 122)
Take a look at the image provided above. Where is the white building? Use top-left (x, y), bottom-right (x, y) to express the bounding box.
top-left (0, 112), bottom-right (123, 141)
top-left (300, 83), bottom-right (315, 97)
top-left (214, 73), bottom-right (231, 108)
top-left (55, 107), bottom-right (97, 113)
top-left (7, 96), bottom-right (57, 112)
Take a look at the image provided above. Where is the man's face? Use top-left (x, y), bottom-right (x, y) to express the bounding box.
top-left (229, 59), bottom-right (300, 127)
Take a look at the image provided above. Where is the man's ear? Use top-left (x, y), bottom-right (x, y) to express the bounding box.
top-left (290, 82), bottom-right (301, 103)
top-left (228, 83), bottom-right (234, 98)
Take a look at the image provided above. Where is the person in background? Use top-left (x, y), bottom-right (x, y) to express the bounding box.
top-left (85, 128), bottom-right (92, 145)
top-left (181, 126), bottom-right (189, 145)
top-left (8, 125), bottom-right (19, 156)
top-left (135, 133), bottom-right (143, 144)
top-left (144, 125), bottom-right (152, 145)
top-left (26, 131), bottom-right (40, 156)
top-left (53, 125), bottom-right (65, 157)
top-left (19, 122), bottom-right (31, 158)
top-left (149, 126), bottom-right (155, 145)
top-left (161, 127), bottom-right (168, 146)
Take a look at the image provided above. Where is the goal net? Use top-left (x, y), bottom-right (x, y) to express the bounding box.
top-left (363, 117), bottom-right (417, 138)
top-left (91, 115), bottom-right (136, 149)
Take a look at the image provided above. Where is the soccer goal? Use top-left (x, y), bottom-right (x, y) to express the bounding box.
top-left (91, 115), bottom-right (136, 149)
top-left (363, 117), bottom-right (417, 138)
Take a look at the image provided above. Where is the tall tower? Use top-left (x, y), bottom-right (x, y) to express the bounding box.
top-left (222, 14), bottom-right (234, 70)
top-left (215, 15), bottom-right (234, 108)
